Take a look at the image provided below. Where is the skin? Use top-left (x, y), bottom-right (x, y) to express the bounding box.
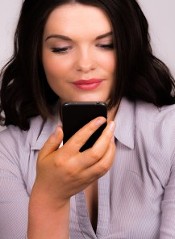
top-left (28, 3), bottom-right (117, 238)
top-left (42, 3), bottom-right (116, 110)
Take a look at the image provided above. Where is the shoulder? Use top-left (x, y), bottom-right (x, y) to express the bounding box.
top-left (136, 100), bottom-right (175, 123)
top-left (135, 101), bottom-right (175, 160)
top-left (0, 115), bottom-right (60, 159)
top-left (135, 101), bottom-right (175, 134)
top-left (0, 116), bottom-right (47, 165)
top-left (0, 115), bottom-right (60, 194)
top-left (0, 116), bottom-right (44, 149)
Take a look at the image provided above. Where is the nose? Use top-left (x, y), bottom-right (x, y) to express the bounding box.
top-left (76, 48), bottom-right (96, 73)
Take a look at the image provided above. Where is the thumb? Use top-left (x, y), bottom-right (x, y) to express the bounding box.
top-left (39, 126), bottom-right (63, 159)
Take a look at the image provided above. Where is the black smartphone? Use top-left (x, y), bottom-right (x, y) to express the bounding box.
top-left (62, 102), bottom-right (107, 152)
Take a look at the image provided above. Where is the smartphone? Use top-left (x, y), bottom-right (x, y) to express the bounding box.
top-left (62, 102), bottom-right (107, 152)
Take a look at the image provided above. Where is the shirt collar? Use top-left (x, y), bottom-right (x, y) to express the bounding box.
top-left (31, 97), bottom-right (135, 151)
top-left (31, 115), bottom-right (62, 150)
top-left (114, 98), bottom-right (135, 149)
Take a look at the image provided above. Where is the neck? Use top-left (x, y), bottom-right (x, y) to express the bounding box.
top-left (107, 104), bottom-right (119, 122)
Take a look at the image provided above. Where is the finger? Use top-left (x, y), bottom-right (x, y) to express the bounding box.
top-left (64, 116), bottom-right (107, 153)
top-left (90, 121), bottom-right (115, 157)
top-left (80, 121), bottom-right (115, 168)
top-left (93, 139), bottom-right (116, 177)
top-left (38, 126), bottom-right (63, 159)
top-left (83, 139), bottom-right (116, 182)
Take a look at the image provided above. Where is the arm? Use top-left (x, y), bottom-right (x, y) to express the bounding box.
top-left (28, 188), bottom-right (70, 239)
top-left (28, 117), bottom-right (115, 239)
top-left (0, 130), bottom-right (29, 239)
top-left (159, 152), bottom-right (175, 238)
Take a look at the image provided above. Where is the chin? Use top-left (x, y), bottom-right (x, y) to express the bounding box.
top-left (62, 93), bottom-right (109, 103)
top-left (76, 95), bottom-right (108, 103)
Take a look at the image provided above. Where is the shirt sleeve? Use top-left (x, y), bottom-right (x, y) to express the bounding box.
top-left (0, 129), bottom-right (29, 239)
top-left (159, 150), bottom-right (175, 238)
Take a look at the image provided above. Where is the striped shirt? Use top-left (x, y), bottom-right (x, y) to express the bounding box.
top-left (0, 97), bottom-right (175, 238)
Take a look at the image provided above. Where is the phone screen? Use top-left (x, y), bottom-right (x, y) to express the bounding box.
top-left (62, 102), bottom-right (107, 151)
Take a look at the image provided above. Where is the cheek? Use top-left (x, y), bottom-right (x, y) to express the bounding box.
top-left (42, 51), bottom-right (71, 81)
top-left (43, 59), bottom-right (62, 80)
top-left (100, 53), bottom-right (116, 75)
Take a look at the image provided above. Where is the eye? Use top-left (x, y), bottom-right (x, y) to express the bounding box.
top-left (97, 43), bottom-right (114, 49)
top-left (51, 46), bottom-right (72, 54)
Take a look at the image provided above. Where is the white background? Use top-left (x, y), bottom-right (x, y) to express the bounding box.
top-left (0, 0), bottom-right (175, 75)
top-left (0, 0), bottom-right (175, 130)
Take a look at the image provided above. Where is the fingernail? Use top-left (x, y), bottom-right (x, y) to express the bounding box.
top-left (54, 126), bottom-right (61, 137)
top-left (109, 121), bottom-right (115, 132)
top-left (111, 136), bottom-right (115, 143)
top-left (95, 117), bottom-right (106, 126)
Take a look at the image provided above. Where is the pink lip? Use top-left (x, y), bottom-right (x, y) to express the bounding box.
top-left (73, 79), bottom-right (103, 90)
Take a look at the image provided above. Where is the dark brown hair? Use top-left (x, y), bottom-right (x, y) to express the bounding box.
top-left (1, 0), bottom-right (175, 130)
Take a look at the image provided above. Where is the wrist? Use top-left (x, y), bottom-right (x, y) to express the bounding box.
top-left (30, 180), bottom-right (70, 210)
top-left (28, 188), bottom-right (70, 239)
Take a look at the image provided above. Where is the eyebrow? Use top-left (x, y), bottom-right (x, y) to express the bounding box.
top-left (96, 31), bottom-right (113, 40)
top-left (45, 31), bottom-right (113, 41)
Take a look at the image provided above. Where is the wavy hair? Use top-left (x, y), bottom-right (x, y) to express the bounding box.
top-left (0, 0), bottom-right (175, 130)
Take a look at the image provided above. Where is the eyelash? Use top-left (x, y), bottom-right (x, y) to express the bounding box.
top-left (51, 47), bottom-right (71, 54)
top-left (97, 43), bottom-right (114, 49)
top-left (51, 43), bottom-right (114, 54)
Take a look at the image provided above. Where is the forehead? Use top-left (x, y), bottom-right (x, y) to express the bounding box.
top-left (43, 3), bottom-right (112, 38)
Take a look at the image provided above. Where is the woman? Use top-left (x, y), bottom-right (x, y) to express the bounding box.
top-left (0, 0), bottom-right (175, 238)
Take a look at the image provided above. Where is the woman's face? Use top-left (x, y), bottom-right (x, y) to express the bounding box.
top-left (42, 3), bottom-right (116, 104)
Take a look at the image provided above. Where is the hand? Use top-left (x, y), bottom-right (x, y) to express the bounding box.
top-left (28, 117), bottom-right (115, 238)
top-left (33, 116), bottom-right (115, 206)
